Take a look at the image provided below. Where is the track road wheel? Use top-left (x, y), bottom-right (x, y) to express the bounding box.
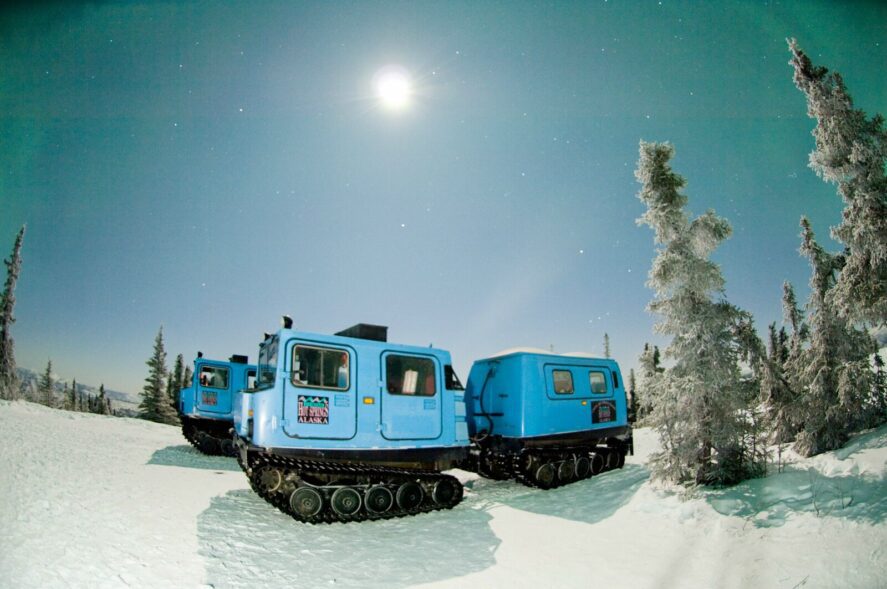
top-left (432, 478), bottom-right (460, 506)
top-left (396, 482), bottom-right (424, 510)
top-left (590, 453), bottom-right (604, 475)
top-left (331, 487), bottom-right (362, 517)
top-left (197, 433), bottom-right (220, 455)
top-left (259, 466), bottom-right (284, 493)
top-left (290, 487), bottom-right (324, 518)
top-left (365, 485), bottom-right (394, 514)
top-left (605, 449), bottom-right (619, 470)
top-left (575, 456), bottom-right (590, 479)
top-left (534, 463), bottom-right (555, 488)
top-left (557, 460), bottom-right (575, 482)
top-left (220, 439), bottom-right (235, 457)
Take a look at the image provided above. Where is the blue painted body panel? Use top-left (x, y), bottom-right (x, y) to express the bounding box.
top-left (180, 358), bottom-right (256, 423)
top-left (233, 328), bottom-right (470, 452)
top-left (464, 352), bottom-right (628, 440)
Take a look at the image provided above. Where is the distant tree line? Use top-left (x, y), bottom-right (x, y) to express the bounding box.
top-left (631, 40), bottom-right (885, 487)
top-left (27, 359), bottom-right (114, 415)
top-left (0, 223), bottom-right (192, 424)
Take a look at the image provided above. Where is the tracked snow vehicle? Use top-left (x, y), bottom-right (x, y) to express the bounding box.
top-left (233, 322), bottom-right (470, 523)
top-left (464, 349), bottom-right (632, 489)
top-left (180, 354), bottom-right (256, 456)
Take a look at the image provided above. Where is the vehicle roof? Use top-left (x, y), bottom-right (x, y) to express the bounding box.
top-left (271, 328), bottom-right (453, 357)
top-left (480, 347), bottom-right (614, 364)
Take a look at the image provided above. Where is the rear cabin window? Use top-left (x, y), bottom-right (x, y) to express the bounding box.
top-left (292, 345), bottom-right (349, 390)
top-left (589, 371), bottom-right (608, 394)
top-left (553, 370), bottom-right (574, 394)
top-left (386, 355), bottom-right (436, 396)
top-left (199, 366), bottom-right (229, 389)
top-left (246, 369), bottom-right (257, 390)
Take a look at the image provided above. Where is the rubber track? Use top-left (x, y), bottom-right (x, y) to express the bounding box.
top-left (239, 451), bottom-right (463, 524)
top-left (512, 447), bottom-right (622, 490)
top-left (180, 419), bottom-right (233, 457)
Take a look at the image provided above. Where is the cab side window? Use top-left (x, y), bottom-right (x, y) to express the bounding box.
top-left (553, 370), bottom-right (574, 394)
top-left (589, 371), bottom-right (608, 394)
top-left (292, 345), bottom-right (350, 390)
top-left (386, 355), bottom-right (436, 396)
top-left (199, 366), bottom-right (230, 389)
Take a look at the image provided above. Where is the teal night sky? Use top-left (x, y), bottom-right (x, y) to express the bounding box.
top-left (1, 1), bottom-right (885, 395)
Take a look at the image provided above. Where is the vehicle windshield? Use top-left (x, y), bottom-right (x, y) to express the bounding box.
top-left (257, 336), bottom-right (279, 388)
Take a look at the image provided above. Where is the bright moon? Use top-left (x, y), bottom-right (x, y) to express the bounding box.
top-left (374, 66), bottom-right (411, 110)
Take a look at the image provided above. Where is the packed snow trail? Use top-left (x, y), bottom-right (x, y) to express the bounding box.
top-left (1, 400), bottom-right (886, 588)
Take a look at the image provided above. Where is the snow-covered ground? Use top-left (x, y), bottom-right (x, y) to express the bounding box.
top-left (1, 400), bottom-right (885, 588)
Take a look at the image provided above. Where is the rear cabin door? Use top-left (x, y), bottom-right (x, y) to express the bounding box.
top-left (381, 352), bottom-right (442, 440)
top-left (282, 341), bottom-right (357, 440)
top-left (197, 362), bottom-right (233, 414)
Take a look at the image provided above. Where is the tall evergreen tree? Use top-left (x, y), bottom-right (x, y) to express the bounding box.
top-left (873, 353), bottom-right (886, 422)
top-left (603, 333), bottom-right (611, 358)
top-left (138, 327), bottom-right (179, 424)
top-left (182, 364), bottom-right (194, 390)
top-left (0, 226), bottom-right (25, 400)
top-left (761, 321), bottom-right (797, 444)
top-left (98, 383), bottom-right (112, 415)
top-left (636, 141), bottom-right (765, 486)
top-left (788, 40), bottom-right (887, 326)
top-left (167, 353), bottom-right (185, 413)
top-left (71, 379), bottom-right (79, 412)
top-left (794, 218), bottom-right (877, 456)
top-left (38, 359), bottom-right (54, 407)
top-left (627, 368), bottom-right (637, 423)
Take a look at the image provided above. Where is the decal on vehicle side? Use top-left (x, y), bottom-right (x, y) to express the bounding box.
top-left (298, 395), bottom-right (330, 424)
top-left (592, 401), bottom-right (616, 424)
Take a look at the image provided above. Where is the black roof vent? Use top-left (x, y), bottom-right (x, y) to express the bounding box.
top-left (335, 323), bottom-right (388, 342)
top-left (229, 354), bottom-right (249, 364)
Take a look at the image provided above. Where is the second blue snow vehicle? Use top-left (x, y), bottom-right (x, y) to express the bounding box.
top-left (180, 354), bottom-right (256, 456)
top-left (464, 349), bottom-right (633, 489)
top-left (233, 322), bottom-right (470, 523)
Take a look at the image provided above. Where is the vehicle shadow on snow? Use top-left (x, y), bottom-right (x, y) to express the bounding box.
top-left (197, 489), bottom-right (500, 589)
top-left (147, 445), bottom-right (240, 472)
top-left (465, 464), bottom-right (649, 525)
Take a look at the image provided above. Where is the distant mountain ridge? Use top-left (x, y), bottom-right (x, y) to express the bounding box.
top-left (16, 367), bottom-right (140, 412)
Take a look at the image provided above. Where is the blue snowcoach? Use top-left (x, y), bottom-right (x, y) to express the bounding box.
top-left (180, 354), bottom-right (256, 456)
top-left (464, 349), bottom-right (633, 489)
top-left (233, 321), bottom-right (470, 523)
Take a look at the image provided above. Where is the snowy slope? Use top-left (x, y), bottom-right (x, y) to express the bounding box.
top-left (1, 400), bottom-right (885, 589)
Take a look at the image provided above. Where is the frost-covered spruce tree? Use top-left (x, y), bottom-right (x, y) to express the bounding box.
top-left (761, 321), bottom-right (797, 444)
top-left (38, 359), bottom-right (54, 407)
top-left (789, 40), bottom-right (887, 326)
top-left (794, 218), bottom-right (877, 456)
top-left (636, 141), bottom-right (764, 486)
top-left (0, 226), bottom-right (25, 400)
top-left (603, 333), bottom-right (611, 358)
top-left (139, 327), bottom-right (179, 424)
